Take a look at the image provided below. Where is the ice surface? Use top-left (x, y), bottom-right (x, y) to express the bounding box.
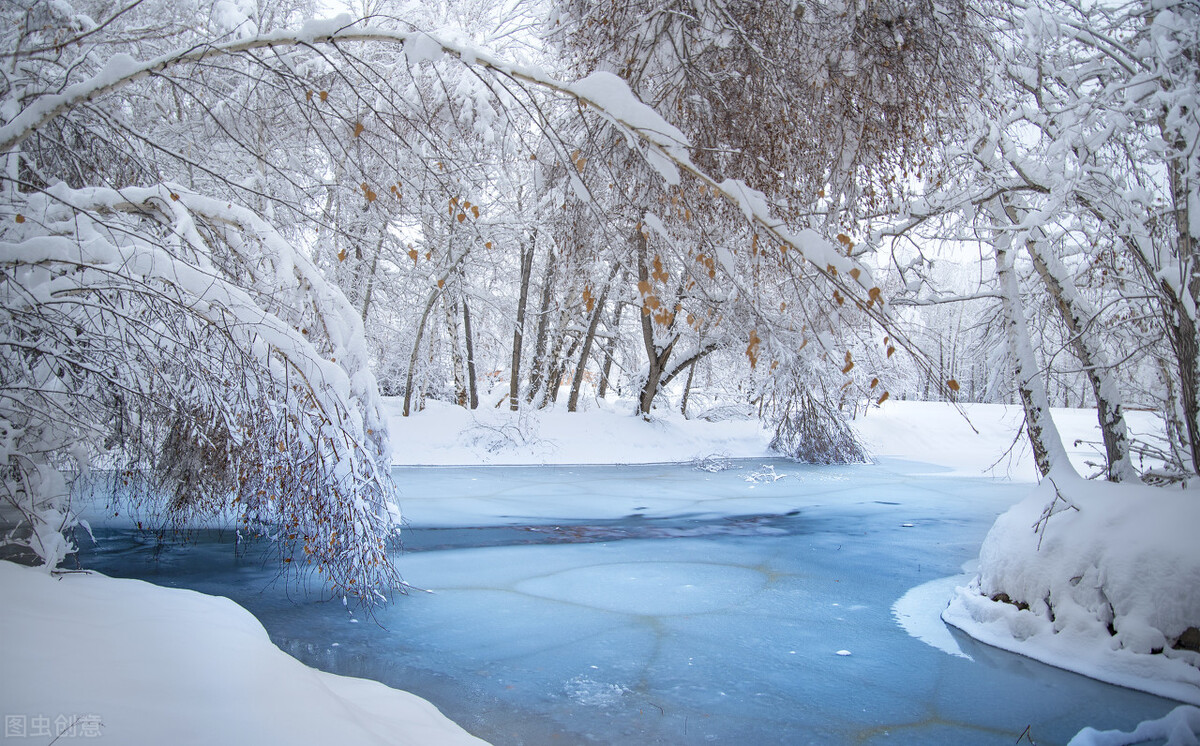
top-left (893, 574), bottom-right (974, 660)
top-left (78, 460), bottom-right (1185, 745)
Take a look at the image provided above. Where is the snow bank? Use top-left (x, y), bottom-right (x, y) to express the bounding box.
top-left (943, 476), bottom-right (1200, 706)
top-left (0, 561), bottom-right (487, 745)
top-left (1069, 705), bottom-right (1200, 745)
top-left (386, 397), bottom-right (1164, 480)
top-left (852, 400), bottom-right (1165, 481)
top-left (384, 397), bottom-right (772, 466)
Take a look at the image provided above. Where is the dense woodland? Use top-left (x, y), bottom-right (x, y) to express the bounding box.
top-left (1, 0), bottom-right (1197, 600)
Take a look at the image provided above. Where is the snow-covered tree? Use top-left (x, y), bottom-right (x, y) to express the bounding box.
top-left (877, 0), bottom-right (1199, 481)
top-left (0, 2), bottom-right (926, 589)
top-left (0, 184), bottom-right (402, 599)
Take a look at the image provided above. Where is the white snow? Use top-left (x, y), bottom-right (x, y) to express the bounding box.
top-left (892, 573), bottom-right (975, 660)
top-left (386, 396), bottom-right (1163, 479)
top-left (1069, 705), bottom-right (1200, 746)
top-left (0, 561), bottom-right (487, 745)
top-left (385, 397), bottom-right (772, 466)
top-left (852, 400), bottom-right (1165, 481)
top-left (943, 474), bottom-right (1200, 706)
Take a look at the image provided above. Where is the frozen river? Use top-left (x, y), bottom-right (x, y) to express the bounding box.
top-left (78, 459), bottom-right (1182, 744)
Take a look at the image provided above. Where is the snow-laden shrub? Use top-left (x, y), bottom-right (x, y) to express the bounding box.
top-left (769, 389), bottom-right (868, 464)
top-left (946, 475), bottom-right (1200, 703)
top-left (0, 185), bottom-right (401, 601)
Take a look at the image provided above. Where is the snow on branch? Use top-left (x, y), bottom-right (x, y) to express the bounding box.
top-left (1, 183), bottom-right (400, 602)
top-left (0, 17), bottom-right (898, 348)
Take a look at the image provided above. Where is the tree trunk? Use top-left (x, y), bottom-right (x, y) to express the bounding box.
top-left (638, 344), bottom-right (674, 417)
top-left (1163, 117), bottom-right (1200, 474)
top-left (997, 198), bottom-right (1138, 481)
top-left (446, 292), bottom-right (468, 408)
top-left (660, 344), bottom-right (718, 390)
top-left (634, 228), bottom-right (674, 417)
top-left (527, 243), bottom-right (557, 404)
top-left (462, 293), bottom-right (479, 409)
top-left (993, 208), bottom-right (1074, 478)
top-left (402, 247), bottom-right (472, 416)
top-left (680, 359), bottom-right (697, 417)
top-left (598, 299), bottom-right (624, 399)
top-left (359, 230), bottom-right (386, 323)
top-left (1172, 313), bottom-right (1200, 474)
top-left (1025, 242), bottom-right (1137, 481)
top-left (540, 329), bottom-right (577, 407)
top-left (402, 292), bottom-right (439, 417)
top-left (1079, 189), bottom-right (1199, 474)
top-left (509, 230), bottom-right (536, 411)
top-left (568, 263), bottom-right (621, 412)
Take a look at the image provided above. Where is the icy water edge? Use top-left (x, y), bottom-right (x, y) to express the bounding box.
top-left (77, 459), bottom-right (1181, 745)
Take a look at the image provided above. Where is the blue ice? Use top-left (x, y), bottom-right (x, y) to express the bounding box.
top-left (79, 459), bottom-right (1185, 744)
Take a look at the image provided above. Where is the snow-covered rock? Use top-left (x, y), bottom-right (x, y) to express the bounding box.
top-left (944, 475), bottom-right (1200, 705)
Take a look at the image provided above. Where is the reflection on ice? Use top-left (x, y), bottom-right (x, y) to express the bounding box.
top-left (78, 459), bottom-right (1186, 745)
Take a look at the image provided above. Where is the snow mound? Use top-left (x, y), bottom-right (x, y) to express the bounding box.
top-left (0, 561), bottom-right (487, 745)
top-left (944, 476), bottom-right (1200, 705)
top-left (1068, 705), bottom-right (1200, 746)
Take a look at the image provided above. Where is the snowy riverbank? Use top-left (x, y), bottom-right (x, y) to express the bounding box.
top-left (383, 396), bottom-right (1165, 480)
top-left (3, 398), bottom-right (1194, 744)
top-left (0, 561), bottom-right (487, 745)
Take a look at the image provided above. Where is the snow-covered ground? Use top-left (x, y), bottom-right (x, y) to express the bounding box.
top-left (383, 397), bottom-right (772, 466)
top-left (0, 561), bottom-right (486, 745)
top-left (3, 397), bottom-right (1195, 744)
top-left (384, 396), bottom-right (1165, 481)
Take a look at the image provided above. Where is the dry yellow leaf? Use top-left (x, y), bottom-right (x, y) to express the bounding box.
top-left (746, 329), bottom-right (762, 368)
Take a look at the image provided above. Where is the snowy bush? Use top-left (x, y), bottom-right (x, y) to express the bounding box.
top-left (0, 185), bottom-right (401, 601)
top-left (946, 475), bottom-right (1200, 702)
top-left (770, 389), bottom-right (868, 465)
